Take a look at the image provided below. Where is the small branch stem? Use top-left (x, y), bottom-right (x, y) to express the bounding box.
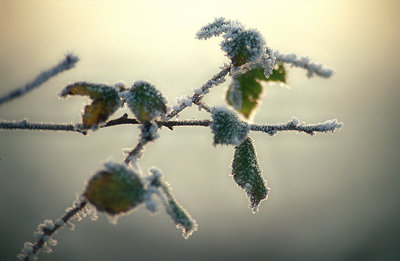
top-left (1, 117), bottom-right (342, 136)
top-left (165, 65), bottom-right (231, 120)
top-left (0, 120), bottom-right (77, 132)
top-left (124, 139), bottom-right (149, 164)
top-left (23, 200), bottom-right (87, 261)
top-left (0, 54), bottom-right (79, 107)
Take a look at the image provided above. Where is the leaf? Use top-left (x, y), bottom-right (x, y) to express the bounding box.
top-left (226, 64), bottom-right (287, 118)
top-left (148, 168), bottom-right (197, 239)
top-left (124, 81), bottom-right (167, 123)
top-left (222, 29), bottom-right (265, 67)
top-left (84, 163), bottom-right (145, 215)
top-left (266, 63), bottom-right (286, 83)
top-left (210, 106), bottom-right (249, 146)
top-left (60, 82), bottom-right (122, 128)
top-left (232, 137), bottom-right (269, 213)
top-left (160, 181), bottom-right (198, 239)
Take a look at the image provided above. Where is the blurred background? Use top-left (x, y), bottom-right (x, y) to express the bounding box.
top-left (1, 0), bottom-right (399, 260)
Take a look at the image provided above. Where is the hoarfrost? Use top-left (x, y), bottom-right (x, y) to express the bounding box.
top-left (211, 106), bottom-right (249, 146)
top-left (274, 50), bottom-right (334, 78)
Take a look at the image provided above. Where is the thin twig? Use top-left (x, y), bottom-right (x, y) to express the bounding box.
top-left (123, 139), bottom-right (149, 164)
top-left (166, 65), bottom-right (231, 120)
top-left (20, 200), bottom-right (87, 261)
top-left (0, 119), bottom-right (77, 132)
top-left (194, 101), bottom-right (212, 113)
top-left (0, 54), bottom-right (79, 107)
top-left (1, 117), bottom-right (342, 136)
top-left (249, 117), bottom-right (343, 136)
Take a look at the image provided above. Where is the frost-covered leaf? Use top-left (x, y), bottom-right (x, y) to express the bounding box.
top-left (226, 64), bottom-right (286, 118)
top-left (232, 137), bottom-right (269, 213)
top-left (148, 168), bottom-right (197, 239)
top-left (197, 18), bottom-right (275, 72)
top-left (222, 29), bottom-right (265, 66)
top-left (211, 106), bottom-right (249, 145)
top-left (60, 82), bottom-right (122, 128)
top-left (195, 17), bottom-right (237, 39)
top-left (266, 63), bottom-right (286, 83)
top-left (84, 163), bottom-right (145, 215)
top-left (123, 81), bottom-right (167, 123)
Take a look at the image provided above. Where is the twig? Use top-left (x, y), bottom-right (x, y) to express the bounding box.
top-left (274, 51), bottom-right (333, 78)
top-left (19, 200), bottom-right (87, 261)
top-left (249, 117), bottom-right (343, 136)
top-left (0, 54), bottom-right (79, 107)
top-left (1, 117), bottom-right (342, 136)
top-left (194, 101), bottom-right (212, 113)
top-left (0, 119), bottom-right (77, 132)
top-left (123, 139), bottom-right (148, 165)
top-left (166, 65), bottom-right (231, 120)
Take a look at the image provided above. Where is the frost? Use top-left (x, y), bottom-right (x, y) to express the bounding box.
top-left (113, 81), bottom-right (126, 91)
top-left (193, 88), bottom-right (203, 95)
top-left (123, 81), bottom-right (167, 123)
top-left (43, 219), bottom-right (54, 230)
top-left (147, 168), bottom-right (198, 239)
top-left (227, 78), bottom-right (243, 110)
top-left (139, 122), bottom-right (160, 143)
top-left (84, 162), bottom-right (145, 215)
top-left (210, 106), bottom-right (249, 146)
top-left (196, 17), bottom-right (242, 40)
top-left (274, 50), bottom-right (334, 78)
top-left (196, 18), bottom-right (276, 76)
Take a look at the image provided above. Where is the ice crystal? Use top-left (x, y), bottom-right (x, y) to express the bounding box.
top-left (210, 106), bottom-right (249, 145)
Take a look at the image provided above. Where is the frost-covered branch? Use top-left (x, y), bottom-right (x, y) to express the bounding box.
top-left (0, 54), bottom-right (79, 107)
top-left (166, 65), bottom-right (231, 120)
top-left (0, 117), bottom-right (342, 136)
top-left (0, 119), bottom-right (79, 132)
top-left (18, 199), bottom-right (89, 261)
top-left (274, 50), bottom-right (333, 78)
top-left (250, 117), bottom-right (343, 136)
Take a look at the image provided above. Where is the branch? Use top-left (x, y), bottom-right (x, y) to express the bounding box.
top-left (1, 117), bottom-right (342, 136)
top-left (0, 119), bottom-right (78, 132)
top-left (249, 117), bottom-right (343, 136)
top-left (0, 54), bottom-right (79, 107)
top-left (274, 50), bottom-right (333, 78)
top-left (18, 199), bottom-right (88, 261)
top-left (166, 65), bottom-right (231, 120)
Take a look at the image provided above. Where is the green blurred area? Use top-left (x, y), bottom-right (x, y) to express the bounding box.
top-left (1, 0), bottom-right (400, 260)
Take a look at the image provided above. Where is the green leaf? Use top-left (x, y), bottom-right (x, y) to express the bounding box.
top-left (210, 107), bottom-right (249, 146)
top-left (232, 137), bottom-right (269, 213)
top-left (60, 82), bottom-right (122, 128)
top-left (148, 168), bottom-right (198, 239)
top-left (124, 81), bottom-right (167, 123)
top-left (84, 163), bottom-right (145, 215)
top-left (266, 63), bottom-right (286, 83)
top-left (226, 64), bottom-right (286, 119)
